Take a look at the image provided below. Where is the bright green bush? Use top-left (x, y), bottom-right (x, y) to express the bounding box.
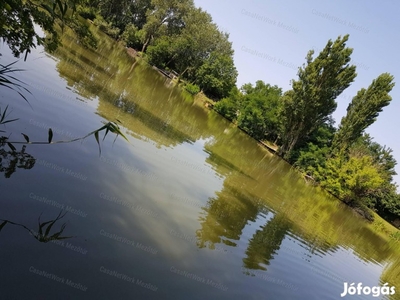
top-left (185, 83), bottom-right (200, 95)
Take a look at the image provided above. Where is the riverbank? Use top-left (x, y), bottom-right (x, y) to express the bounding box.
top-left (123, 46), bottom-right (399, 234)
top-left (191, 89), bottom-right (400, 233)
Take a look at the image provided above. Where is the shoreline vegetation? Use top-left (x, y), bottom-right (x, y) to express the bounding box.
top-left (133, 35), bottom-right (400, 234)
top-left (121, 43), bottom-right (400, 244)
top-left (115, 15), bottom-right (400, 230)
top-left (1, 0), bottom-right (400, 238)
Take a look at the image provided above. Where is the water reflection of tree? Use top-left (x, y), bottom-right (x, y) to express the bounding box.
top-left (243, 214), bottom-right (291, 270)
top-left (195, 178), bottom-right (294, 271)
top-left (196, 183), bottom-right (262, 248)
top-left (381, 257), bottom-right (400, 300)
top-left (0, 141), bottom-right (35, 178)
top-left (54, 28), bottom-right (213, 149)
top-left (37, 25), bottom-right (400, 286)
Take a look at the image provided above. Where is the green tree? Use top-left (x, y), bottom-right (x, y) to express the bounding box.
top-left (332, 73), bottom-right (395, 152)
top-left (79, 0), bottom-right (151, 33)
top-left (121, 23), bottom-right (142, 49)
top-left (278, 35), bottom-right (357, 158)
top-left (144, 5), bottom-right (237, 98)
top-left (352, 134), bottom-right (397, 182)
top-left (321, 153), bottom-right (384, 208)
top-left (195, 51), bottom-right (237, 99)
top-left (1, 0), bottom-right (96, 58)
top-left (139, 0), bottom-right (193, 52)
top-left (129, 0), bottom-right (153, 29)
top-left (294, 122), bottom-right (336, 177)
top-left (348, 135), bottom-right (399, 215)
top-left (1, 0), bottom-right (66, 58)
top-left (96, 0), bottom-right (133, 30)
top-left (166, 7), bottom-right (226, 78)
top-left (214, 86), bottom-right (243, 121)
top-left (145, 35), bottom-right (173, 68)
top-left (237, 81), bottom-right (282, 140)
top-left (214, 81), bottom-right (282, 139)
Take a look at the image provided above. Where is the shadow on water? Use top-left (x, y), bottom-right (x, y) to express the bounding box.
top-left (0, 210), bottom-right (73, 243)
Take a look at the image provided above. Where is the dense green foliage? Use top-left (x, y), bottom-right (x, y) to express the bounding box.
top-left (1, 0), bottom-right (237, 99)
top-left (1, 0), bottom-right (66, 58)
top-left (184, 83), bottom-right (200, 95)
top-left (315, 134), bottom-right (399, 221)
top-left (215, 35), bottom-right (399, 223)
top-left (215, 81), bottom-right (282, 141)
top-left (79, 0), bottom-right (238, 99)
top-left (278, 35), bottom-right (357, 158)
top-left (1, 2), bottom-right (399, 224)
top-left (0, 0), bottom-right (97, 58)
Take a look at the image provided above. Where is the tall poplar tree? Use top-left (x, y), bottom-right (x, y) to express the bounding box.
top-left (278, 35), bottom-right (357, 158)
top-left (332, 73), bottom-right (395, 152)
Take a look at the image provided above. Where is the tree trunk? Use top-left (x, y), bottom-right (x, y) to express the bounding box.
top-left (278, 132), bottom-right (299, 158)
top-left (286, 135), bottom-right (299, 156)
top-left (180, 66), bottom-right (189, 77)
top-left (141, 35), bottom-right (152, 53)
top-left (166, 53), bottom-right (177, 67)
top-left (178, 66), bottom-right (190, 82)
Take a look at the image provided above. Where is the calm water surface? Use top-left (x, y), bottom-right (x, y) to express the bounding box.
top-left (1, 27), bottom-right (399, 300)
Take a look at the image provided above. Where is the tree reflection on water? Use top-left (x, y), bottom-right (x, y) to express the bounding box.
top-left (0, 139), bottom-right (36, 178)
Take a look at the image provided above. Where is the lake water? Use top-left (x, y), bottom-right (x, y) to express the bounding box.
top-left (1, 26), bottom-right (399, 300)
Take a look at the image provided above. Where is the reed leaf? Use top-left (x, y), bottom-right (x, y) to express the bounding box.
top-left (0, 61), bottom-right (32, 105)
top-left (0, 221), bottom-right (8, 232)
top-left (48, 128), bottom-right (53, 143)
top-left (21, 133), bottom-right (30, 143)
